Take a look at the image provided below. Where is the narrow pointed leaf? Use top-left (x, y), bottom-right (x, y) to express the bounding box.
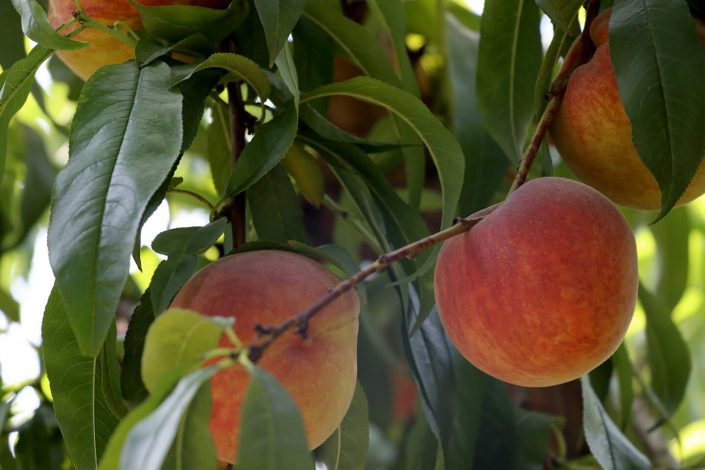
top-left (254, 0), bottom-right (307, 65)
top-left (42, 287), bottom-right (120, 470)
top-left (535, 0), bottom-right (582, 34)
top-left (581, 376), bottom-right (651, 470)
top-left (477, 0), bottom-right (543, 162)
top-left (238, 366), bottom-right (313, 470)
top-left (610, 0), bottom-right (705, 219)
top-left (11, 0), bottom-right (86, 50)
top-left (302, 77), bottom-right (464, 230)
top-left (318, 383), bottom-right (369, 470)
top-left (121, 289), bottom-right (155, 405)
top-left (48, 61), bottom-right (183, 356)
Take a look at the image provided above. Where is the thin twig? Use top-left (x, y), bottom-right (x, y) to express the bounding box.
top-left (247, 203), bottom-right (500, 362)
top-left (167, 188), bottom-right (215, 211)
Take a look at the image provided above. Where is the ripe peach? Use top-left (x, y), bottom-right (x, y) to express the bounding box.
top-left (551, 9), bottom-right (705, 210)
top-left (434, 177), bottom-right (637, 387)
top-left (170, 250), bottom-right (359, 463)
top-left (48, 0), bottom-right (228, 80)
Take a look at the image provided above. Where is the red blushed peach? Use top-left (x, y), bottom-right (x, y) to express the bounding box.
top-left (48, 0), bottom-right (229, 80)
top-left (434, 177), bottom-right (637, 387)
top-left (170, 250), bottom-right (359, 463)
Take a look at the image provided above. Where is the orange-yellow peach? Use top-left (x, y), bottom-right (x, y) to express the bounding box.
top-left (551, 9), bottom-right (705, 210)
top-left (434, 177), bottom-right (637, 387)
top-left (170, 250), bottom-right (359, 463)
top-left (48, 0), bottom-right (228, 80)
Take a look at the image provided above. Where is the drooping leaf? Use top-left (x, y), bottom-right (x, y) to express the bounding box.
top-left (651, 207), bottom-right (690, 310)
top-left (535, 0), bottom-right (583, 34)
top-left (161, 383), bottom-right (217, 470)
top-left (42, 287), bottom-right (120, 470)
top-left (238, 366), bottom-right (314, 470)
top-left (302, 77), bottom-right (464, 230)
top-left (281, 143), bottom-right (325, 207)
top-left (114, 367), bottom-right (220, 470)
top-left (476, 0), bottom-right (543, 163)
top-left (612, 343), bottom-right (634, 430)
top-left (248, 164), bottom-right (308, 242)
top-left (129, 0), bottom-right (247, 43)
top-left (254, 0), bottom-right (307, 66)
top-left (610, 0), bottom-right (705, 219)
top-left (639, 284), bottom-right (691, 417)
top-left (446, 11), bottom-right (508, 216)
top-left (48, 61), bottom-right (183, 356)
top-left (121, 289), bottom-right (155, 405)
top-left (10, 0), bottom-right (86, 50)
top-left (207, 100), bottom-right (232, 195)
top-left (149, 255), bottom-right (198, 316)
top-left (318, 383), bottom-right (369, 470)
top-left (0, 0), bottom-right (27, 69)
top-left (0, 44), bottom-right (53, 182)
top-left (581, 376), bottom-right (650, 470)
top-left (220, 102), bottom-right (298, 200)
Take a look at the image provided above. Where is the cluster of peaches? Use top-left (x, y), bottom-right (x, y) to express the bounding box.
top-left (49, 0), bottom-right (704, 463)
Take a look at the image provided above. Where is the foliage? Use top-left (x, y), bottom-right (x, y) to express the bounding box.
top-left (1, 0), bottom-right (705, 468)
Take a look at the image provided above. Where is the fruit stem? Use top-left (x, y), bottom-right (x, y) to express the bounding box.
top-left (71, 0), bottom-right (138, 47)
top-left (247, 203), bottom-right (500, 363)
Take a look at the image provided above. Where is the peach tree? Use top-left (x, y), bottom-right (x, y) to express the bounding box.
top-left (1, 0), bottom-right (704, 468)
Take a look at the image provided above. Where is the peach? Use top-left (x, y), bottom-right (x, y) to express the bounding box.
top-left (170, 250), bottom-right (359, 463)
top-left (434, 177), bottom-right (637, 387)
top-left (550, 9), bottom-right (705, 210)
top-left (48, 0), bottom-right (228, 80)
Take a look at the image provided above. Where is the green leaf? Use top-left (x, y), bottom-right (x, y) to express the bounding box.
top-left (0, 289), bottom-right (19, 323)
top-left (121, 289), bottom-right (155, 405)
top-left (116, 367), bottom-right (220, 470)
top-left (476, 0), bottom-right (543, 162)
top-left (535, 0), bottom-right (582, 34)
top-left (48, 61), bottom-right (183, 356)
top-left (0, 44), bottom-right (53, 183)
top-left (0, 0), bottom-right (27, 69)
top-left (651, 207), bottom-right (690, 310)
top-left (42, 287), bottom-right (120, 470)
top-left (162, 383), bottom-right (217, 470)
top-left (302, 77), bottom-right (464, 230)
top-left (248, 164), bottom-right (308, 242)
top-left (151, 218), bottom-right (228, 256)
top-left (254, 0), bottom-right (307, 66)
top-left (129, 0), bottom-right (247, 43)
top-left (292, 16), bottom-right (333, 101)
top-left (13, 406), bottom-right (64, 470)
top-left (221, 102), bottom-right (298, 199)
top-left (514, 408), bottom-right (557, 468)
top-left (207, 101), bottom-right (232, 195)
top-left (150, 255), bottom-right (198, 316)
top-left (18, 124), bottom-right (55, 235)
top-left (10, 0), bottom-right (86, 50)
top-left (179, 70), bottom-right (221, 154)
top-left (446, 11), bottom-right (508, 215)
top-left (610, 0), bottom-right (705, 219)
top-left (174, 52), bottom-right (271, 103)
top-left (612, 343), bottom-right (634, 430)
top-left (534, 17), bottom-right (578, 114)
top-left (141, 309), bottom-right (225, 392)
top-left (581, 376), bottom-right (650, 470)
top-left (639, 284), bottom-right (691, 417)
top-left (281, 143), bottom-right (325, 207)
top-left (238, 366), bottom-right (314, 470)
top-left (318, 383), bottom-right (369, 470)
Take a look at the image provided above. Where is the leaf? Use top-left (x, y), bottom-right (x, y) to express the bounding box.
top-left (446, 11), bottom-right (508, 216)
top-left (221, 102), bottom-right (298, 200)
top-left (10, 0), bottom-right (86, 50)
top-left (0, 0), bottom-right (27, 69)
top-left (282, 144), bottom-right (325, 207)
top-left (248, 164), bottom-right (308, 242)
top-left (121, 289), bottom-right (155, 405)
top-left (238, 366), bottom-right (314, 470)
top-left (318, 383), bottom-right (369, 470)
top-left (161, 383), bottom-right (217, 470)
top-left (302, 77), bottom-right (464, 230)
top-left (254, 0), bottom-right (307, 66)
top-left (42, 287), bottom-right (120, 470)
top-left (141, 309), bottom-right (224, 392)
top-left (292, 16), bottom-right (333, 101)
top-left (179, 70), bottom-right (221, 154)
top-left (12, 405), bottom-right (64, 470)
top-left (149, 255), bottom-right (198, 316)
top-left (0, 44), bottom-right (53, 182)
top-left (18, 124), bottom-right (55, 240)
top-left (513, 408), bottom-right (557, 468)
top-left (0, 289), bottom-right (19, 323)
top-left (151, 218), bottom-right (228, 256)
top-left (651, 207), bottom-right (690, 310)
top-left (476, 0), bottom-right (543, 162)
top-left (129, 0), bottom-right (247, 43)
top-left (116, 367), bottom-right (220, 470)
top-left (581, 376), bottom-right (651, 470)
top-left (174, 52), bottom-right (271, 103)
top-left (639, 284), bottom-right (691, 417)
top-left (535, 0), bottom-right (582, 34)
top-left (48, 61), bottom-right (183, 356)
top-left (610, 0), bottom-right (705, 219)
top-left (612, 343), bottom-right (634, 430)
top-left (207, 101), bottom-right (232, 195)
